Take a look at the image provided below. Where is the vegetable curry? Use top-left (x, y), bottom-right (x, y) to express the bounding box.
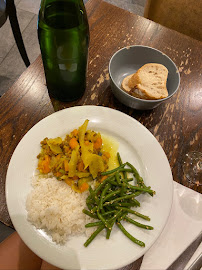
top-left (37, 120), bottom-right (115, 192)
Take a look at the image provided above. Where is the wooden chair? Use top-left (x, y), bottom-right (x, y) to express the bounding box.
top-left (0, 0), bottom-right (30, 67)
top-left (144, 0), bottom-right (202, 41)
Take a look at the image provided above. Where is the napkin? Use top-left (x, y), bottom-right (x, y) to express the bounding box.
top-left (140, 182), bottom-right (202, 270)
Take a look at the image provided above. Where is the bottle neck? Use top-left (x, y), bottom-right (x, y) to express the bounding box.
top-left (39, 0), bottom-right (86, 15)
top-left (38, 0), bottom-right (89, 30)
top-left (39, 0), bottom-right (87, 22)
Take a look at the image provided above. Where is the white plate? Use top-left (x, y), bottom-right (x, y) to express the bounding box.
top-left (6, 106), bottom-right (173, 270)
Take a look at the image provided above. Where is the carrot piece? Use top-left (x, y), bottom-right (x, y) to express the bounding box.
top-left (101, 175), bottom-right (107, 182)
top-left (56, 154), bottom-right (62, 161)
top-left (103, 151), bottom-right (111, 158)
top-left (64, 160), bottom-right (69, 172)
top-left (72, 129), bottom-right (78, 136)
top-left (65, 178), bottom-right (73, 186)
top-left (55, 172), bottom-right (62, 177)
top-left (72, 175), bottom-right (79, 180)
top-left (93, 137), bottom-right (102, 149)
top-left (38, 155), bottom-right (51, 174)
top-left (77, 160), bottom-right (84, 172)
top-left (80, 182), bottom-right (89, 192)
top-left (69, 138), bottom-right (79, 149)
top-left (102, 155), bottom-right (108, 162)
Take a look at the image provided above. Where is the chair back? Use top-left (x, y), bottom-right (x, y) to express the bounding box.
top-left (144, 0), bottom-right (202, 41)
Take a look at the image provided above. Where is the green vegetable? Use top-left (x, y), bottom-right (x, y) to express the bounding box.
top-left (123, 180), bottom-right (155, 196)
top-left (83, 153), bottom-right (155, 247)
top-left (103, 189), bottom-right (121, 202)
top-left (104, 193), bottom-right (140, 206)
top-left (125, 216), bottom-right (154, 230)
top-left (100, 163), bottom-right (126, 175)
top-left (116, 221), bottom-right (145, 247)
top-left (97, 208), bottom-right (111, 230)
top-left (82, 209), bottom-right (97, 219)
top-left (85, 221), bottom-right (103, 228)
top-left (117, 152), bottom-right (127, 179)
top-left (84, 225), bottom-right (105, 247)
top-left (115, 172), bottom-right (121, 185)
top-left (115, 206), bottom-right (151, 221)
top-left (94, 175), bottom-right (115, 194)
top-left (99, 183), bottom-right (111, 210)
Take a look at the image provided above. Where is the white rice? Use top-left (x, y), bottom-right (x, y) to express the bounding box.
top-left (26, 176), bottom-right (93, 244)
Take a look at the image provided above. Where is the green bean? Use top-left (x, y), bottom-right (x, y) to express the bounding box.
top-left (104, 193), bottom-right (139, 206)
top-left (122, 177), bottom-right (133, 182)
top-left (89, 186), bottom-right (100, 205)
top-left (85, 221), bottom-right (103, 227)
top-left (124, 181), bottom-right (155, 195)
top-left (119, 212), bottom-right (128, 221)
top-left (106, 209), bottom-right (123, 239)
top-left (86, 195), bottom-right (93, 204)
top-left (115, 172), bottom-right (121, 185)
top-left (102, 210), bottom-right (117, 216)
top-left (115, 200), bottom-right (140, 208)
top-left (109, 209), bottom-right (123, 222)
top-left (107, 179), bottom-right (119, 186)
top-left (117, 152), bottom-right (123, 166)
top-left (100, 163), bottom-right (126, 176)
top-left (101, 208), bottom-right (105, 215)
top-left (129, 198), bottom-right (141, 207)
top-left (86, 201), bottom-right (94, 210)
top-left (116, 221), bottom-right (145, 247)
top-left (116, 206), bottom-right (150, 221)
top-left (105, 205), bottom-right (114, 212)
top-left (117, 152), bottom-right (128, 179)
top-left (106, 219), bottom-right (116, 239)
top-left (130, 191), bottom-right (142, 197)
top-left (99, 183), bottom-right (111, 210)
top-left (103, 189), bottom-right (121, 202)
top-left (82, 209), bottom-right (97, 219)
top-left (90, 205), bottom-right (98, 213)
top-left (125, 216), bottom-right (153, 230)
top-left (86, 210), bottom-right (122, 229)
top-left (120, 182), bottom-right (126, 197)
top-left (84, 225), bottom-right (105, 247)
top-left (126, 162), bottom-right (145, 186)
top-left (94, 175), bottom-right (115, 194)
top-left (97, 209), bottom-right (111, 230)
top-left (118, 168), bottom-right (133, 173)
top-left (84, 159), bottom-right (155, 248)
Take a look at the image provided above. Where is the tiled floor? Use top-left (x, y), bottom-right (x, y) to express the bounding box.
top-left (0, 0), bottom-right (41, 96)
top-left (0, 0), bottom-right (146, 241)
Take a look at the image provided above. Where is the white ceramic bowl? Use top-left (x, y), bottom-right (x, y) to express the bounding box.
top-left (109, 45), bottom-right (180, 110)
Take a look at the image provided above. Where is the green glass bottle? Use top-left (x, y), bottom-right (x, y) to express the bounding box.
top-left (38, 0), bottom-right (89, 101)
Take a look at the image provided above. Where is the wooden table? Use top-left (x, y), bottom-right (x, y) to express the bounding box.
top-left (0, 0), bottom-right (201, 267)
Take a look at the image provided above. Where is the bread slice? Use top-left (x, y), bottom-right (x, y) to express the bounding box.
top-left (121, 63), bottom-right (169, 100)
top-left (121, 74), bottom-right (148, 99)
top-left (121, 74), bottom-right (133, 93)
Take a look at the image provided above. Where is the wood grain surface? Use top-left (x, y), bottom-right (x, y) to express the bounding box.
top-left (0, 0), bottom-right (201, 264)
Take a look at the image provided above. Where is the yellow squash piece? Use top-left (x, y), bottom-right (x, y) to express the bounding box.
top-left (78, 119), bottom-right (105, 178)
top-left (68, 145), bottom-right (79, 177)
top-left (47, 137), bottom-right (63, 154)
